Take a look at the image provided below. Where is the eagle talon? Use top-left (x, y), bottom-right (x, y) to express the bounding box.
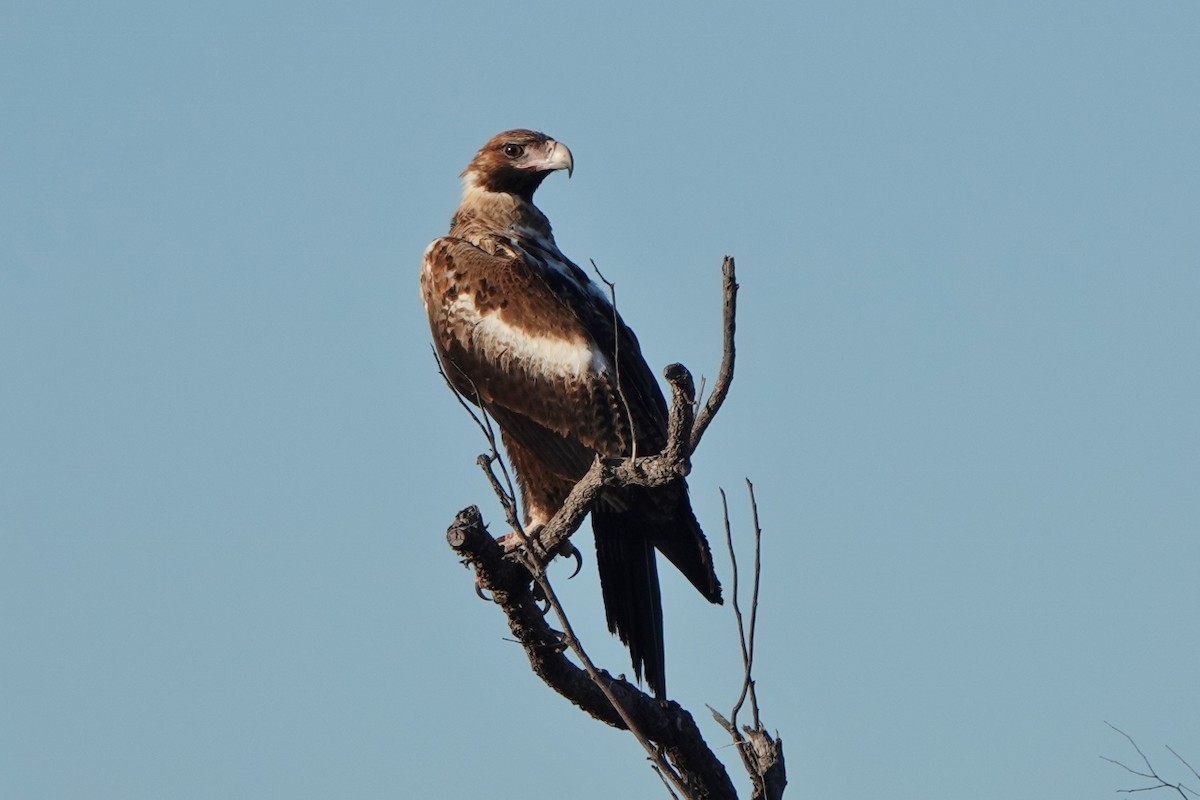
top-left (530, 581), bottom-right (552, 615)
top-left (561, 543), bottom-right (584, 579)
top-left (474, 580), bottom-right (492, 602)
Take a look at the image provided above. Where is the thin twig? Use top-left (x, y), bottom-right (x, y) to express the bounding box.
top-left (433, 348), bottom-right (522, 530)
top-left (723, 480), bottom-right (765, 730)
top-left (712, 479), bottom-right (785, 800)
top-left (712, 489), bottom-right (760, 789)
top-left (477, 454), bottom-right (532, 557)
top-left (1168, 746), bottom-right (1200, 785)
top-left (1103, 723), bottom-right (1199, 799)
top-left (745, 479), bottom-right (764, 730)
top-left (432, 347), bottom-right (490, 444)
top-left (651, 764), bottom-right (683, 800)
top-left (721, 488), bottom-right (750, 730)
top-left (519, 551), bottom-right (690, 797)
top-left (591, 259), bottom-right (638, 461)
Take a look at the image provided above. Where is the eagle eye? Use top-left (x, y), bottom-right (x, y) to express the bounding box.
top-left (502, 143), bottom-right (525, 159)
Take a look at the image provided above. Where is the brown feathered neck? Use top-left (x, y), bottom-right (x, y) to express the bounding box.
top-left (449, 129), bottom-right (572, 246)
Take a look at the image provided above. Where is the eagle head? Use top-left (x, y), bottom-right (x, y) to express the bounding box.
top-left (461, 129), bottom-right (573, 201)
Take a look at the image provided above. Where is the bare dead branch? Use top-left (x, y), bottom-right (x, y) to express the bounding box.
top-left (719, 488), bottom-right (750, 727)
top-left (741, 727), bottom-right (787, 800)
top-left (522, 548), bottom-right (690, 795)
top-left (663, 363), bottom-right (696, 470)
top-left (744, 480), bottom-right (764, 731)
top-left (525, 364), bottom-right (699, 564)
top-left (448, 506), bottom-right (737, 799)
top-left (438, 256), bottom-right (766, 799)
top-left (691, 256), bottom-right (737, 453)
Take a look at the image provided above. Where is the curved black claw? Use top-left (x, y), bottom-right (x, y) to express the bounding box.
top-left (530, 581), bottom-right (551, 615)
top-left (562, 543), bottom-right (584, 579)
top-left (474, 580), bottom-right (492, 602)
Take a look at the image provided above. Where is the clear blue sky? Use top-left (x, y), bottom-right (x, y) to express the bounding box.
top-left (3, 2), bottom-right (1198, 798)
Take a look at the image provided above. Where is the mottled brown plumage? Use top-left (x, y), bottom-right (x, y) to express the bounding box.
top-left (421, 130), bottom-right (721, 698)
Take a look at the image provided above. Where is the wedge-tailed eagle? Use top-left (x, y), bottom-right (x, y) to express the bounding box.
top-left (421, 129), bottom-right (722, 698)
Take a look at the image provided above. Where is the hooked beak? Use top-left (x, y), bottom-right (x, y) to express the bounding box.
top-left (545, 140), bottom-right (573, 178)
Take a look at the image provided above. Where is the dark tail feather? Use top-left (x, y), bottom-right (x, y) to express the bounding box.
top-left (591, 481), bottom-right (722, 698)
top-left (651, 482), bottom-right (724, 605)
top-left (592, 505), bottom-right (667, 698)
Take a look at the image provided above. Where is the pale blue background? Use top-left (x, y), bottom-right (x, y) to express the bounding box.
top-left (3, 2), bottom-right (1198, 798)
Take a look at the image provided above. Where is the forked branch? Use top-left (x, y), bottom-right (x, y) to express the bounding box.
top-left (710, 481), bottom-right (785, 800)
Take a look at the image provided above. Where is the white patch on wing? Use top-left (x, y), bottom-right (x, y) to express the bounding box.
top-left (449, 294), bottom-right (607, 381)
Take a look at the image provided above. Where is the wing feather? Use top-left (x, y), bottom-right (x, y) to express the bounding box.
top-left (421, 235), bottom-right (668, 478)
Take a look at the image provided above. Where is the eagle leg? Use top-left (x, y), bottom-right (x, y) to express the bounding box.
top-left (495, 530), bottom-right (525, 551)
top-left (492, 525), bottom-right (582, 579)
